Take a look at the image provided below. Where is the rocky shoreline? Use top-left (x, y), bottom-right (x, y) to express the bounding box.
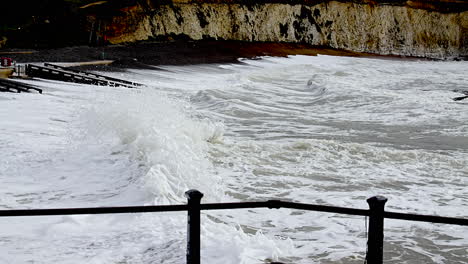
top-left (4, 40), bottom-right (439, 73)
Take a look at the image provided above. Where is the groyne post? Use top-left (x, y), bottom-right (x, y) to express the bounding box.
top-left (366, 196), bottom-right (388, 264)
top-left (185, 189), bottom-right (204, 264)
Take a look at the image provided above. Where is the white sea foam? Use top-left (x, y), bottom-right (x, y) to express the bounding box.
top-left (81, 88), bottom-right (225, 204)
top-left (1, 55), bottom-right (467, 263)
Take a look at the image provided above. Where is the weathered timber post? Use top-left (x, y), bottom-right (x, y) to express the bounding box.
top-left (185, 189), bottom-right (204, 264)
top-left (366, 196), bottom-right (388, 264)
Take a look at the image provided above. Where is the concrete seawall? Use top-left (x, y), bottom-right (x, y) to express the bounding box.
top-left (97, 0), bottom-right (468, 59)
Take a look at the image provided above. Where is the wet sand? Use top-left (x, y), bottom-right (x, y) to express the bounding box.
top-left (4, 40), bottom-right (420, 72)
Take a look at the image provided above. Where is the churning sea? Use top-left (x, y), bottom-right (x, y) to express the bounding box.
top-left (0, 55), bottom-right (467, 264)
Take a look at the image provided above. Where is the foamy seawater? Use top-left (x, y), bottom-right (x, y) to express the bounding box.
top-left (0, 55), bottom-right (467, 264)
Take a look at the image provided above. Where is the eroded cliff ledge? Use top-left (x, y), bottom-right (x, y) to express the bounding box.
top-left (96, 0), bottom-right (467, 59)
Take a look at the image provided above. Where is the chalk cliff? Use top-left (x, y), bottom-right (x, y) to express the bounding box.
top-left (97, 0), bottom-right (468, 59)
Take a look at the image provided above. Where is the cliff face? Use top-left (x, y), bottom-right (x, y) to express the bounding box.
top-left (100, 0), bottom-right (468, 59)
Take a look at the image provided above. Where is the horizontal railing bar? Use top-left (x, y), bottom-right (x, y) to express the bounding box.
top-left (0, 205), bottom-right (188, 217)
top-left (1, 201), bottom-right (467, 226)
top-left (276, 201), bottom-right (370, 216)
top-left (201, 201), bottom-right (272, 210)
top-left (385, 211), bottom-right (468, 226)
top-left (201, 201), bottom-right (370, 216)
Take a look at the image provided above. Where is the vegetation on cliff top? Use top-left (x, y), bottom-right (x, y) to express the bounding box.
top-left (0, 1), bottom-right (138, 48)
top-left (0, 1), bottom-right (91, 48)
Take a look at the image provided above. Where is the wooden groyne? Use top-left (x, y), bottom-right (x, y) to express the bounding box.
top-left (25, 64), bottom-right (142, 88)
top-left (0, 63), bottom-right (142, 94)
top-left (0, 78), bottom-right (42, 94)
top-left (43, 63), bottom-right (142, 87)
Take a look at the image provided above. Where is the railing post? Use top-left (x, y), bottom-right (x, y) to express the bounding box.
top-left (366, 196), bottom-right (387, 264)
top-left (185, 189), bottom-right (204, 264)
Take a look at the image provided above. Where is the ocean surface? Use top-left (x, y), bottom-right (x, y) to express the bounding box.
top-left (0, 55), bottom-right (467, 264)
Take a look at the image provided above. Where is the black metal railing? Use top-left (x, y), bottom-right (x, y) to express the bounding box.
top-left (1, 190), bottom-right (467, 264)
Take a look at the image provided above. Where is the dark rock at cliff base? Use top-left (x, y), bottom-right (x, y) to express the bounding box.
top-left (10, 40), bottom-right (377, 62)
top-left (10, 40), bottom-right (428, 75)
top-left (9, 46), bottom-right (106, 63)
